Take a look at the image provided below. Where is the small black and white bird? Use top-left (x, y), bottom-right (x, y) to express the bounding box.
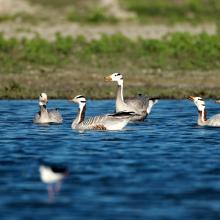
top-left (39, 161), bottom-right (68, 200)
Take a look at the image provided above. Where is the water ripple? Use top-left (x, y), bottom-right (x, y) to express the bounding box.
top-left (0, 99), bottom-right (220, 220)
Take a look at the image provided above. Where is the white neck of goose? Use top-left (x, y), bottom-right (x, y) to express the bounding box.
top-left (116, 79), bottom-right (124, 103)
top-left (39, 101), bottom-right (47, 112)
top-left (147, 99), bottom-right (157, 114)
top-left (198, 110), bottom-right (207, 125)
top-left (194, 100), bottom-right (207, 125)
top-left (72, 102), bottom-right (86, 127)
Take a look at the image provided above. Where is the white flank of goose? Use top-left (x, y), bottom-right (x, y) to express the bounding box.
top-left (188, 96), bottom-right (220, 127)
top-left (69, 95), bottom-right (135, 130)
top-left (104, 73), bottom-right (158, 121)
top-left (33, 93), bottom-right (63, 124)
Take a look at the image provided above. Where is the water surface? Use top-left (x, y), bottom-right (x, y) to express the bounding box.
top-left (1, 99), bottom-right (220, 220)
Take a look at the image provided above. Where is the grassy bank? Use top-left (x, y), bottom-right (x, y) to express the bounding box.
top-left (2, 33), bottom-right (220, 72)
top-left (120, 0), bottom-right (220, 24)
top-left (27, 0), bottom-right (119, 24)
top-left (0, 33), bottom-right (220, 99)
top-left (26, 0), bottom-right (220, 25)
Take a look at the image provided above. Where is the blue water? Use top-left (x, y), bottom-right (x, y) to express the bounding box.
top-left (1, 99), bottom-right (220, 220)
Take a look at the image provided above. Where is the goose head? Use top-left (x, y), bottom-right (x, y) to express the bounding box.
top-left (70, 95), bottom-right (87, 108)
top-left (105, 73), bottom-right (123, 86)
top-left (39, 93), bottom-right (48, 106)
top-left (188, 96), bottom-right (205, 111)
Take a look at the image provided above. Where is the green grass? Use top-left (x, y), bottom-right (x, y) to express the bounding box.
top-left (1, 33), bottom-right (220, 99)
top-left (0, 13), bottom-right (40, 24)
top-left (26, 0), bottom-right (220, 24)
top-left (27, 0), bottom-right (88, 8)
top-left (1, 32), bottom-right (220, 72)
top-left (119, 0), bottom-right (220, 23)
top-left (67, 8), bottom-right (119, 24)
top-left (28, 0), bottom-right (119, 24)
top-left (2, 32), bottom-right (219, 72)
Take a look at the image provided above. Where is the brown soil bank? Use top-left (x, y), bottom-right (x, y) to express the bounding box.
top-left (1, 70), bottom-right (220, 99)
top-left (0, 22), bottom-right (216, 41)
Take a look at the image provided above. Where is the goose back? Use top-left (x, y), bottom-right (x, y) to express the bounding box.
top-left (206, 114), bottom-right (220, 126)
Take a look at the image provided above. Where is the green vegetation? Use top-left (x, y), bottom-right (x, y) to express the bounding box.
top-left (27, 0), bottom-right (86, 8)
top-left (28, 0), bottom-right (118, 24)
top-left (24, 0), bottom-right (220, 25)
top-left (67, 8), bottom-right (118, 24)
top-left (29, 0), bottom-right (119, 24)
top-left (0, 32), bottom-right (220, 99)
top-left (0, 13), bottom-right (39, 24)
top-left (119, 0), bottom-right (220, 23)
top-left (1, 33), bottom-right (220, 73)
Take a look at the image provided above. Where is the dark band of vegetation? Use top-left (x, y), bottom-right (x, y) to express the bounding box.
top-left (120, 0), bottom-right (220, 23)
top-left (1, 33), bottom-right (220, 99)
top-left (2, 32), bottom-right (220, 71)
top-left (27, 0), bottom-right (220, 24)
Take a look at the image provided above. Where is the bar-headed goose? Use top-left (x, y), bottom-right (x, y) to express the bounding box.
top-left (69, 95), bottom-right (135, 130)
top-left (188, 96), bottom-right (220, 127)
top-left (105, 73), bottom-right (158, 121)
top-left (34, 93), bottom-right (63, 124)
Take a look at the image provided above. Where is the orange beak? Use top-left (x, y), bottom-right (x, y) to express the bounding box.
top-left (187, 96), bottom-right (195, 101)
top-left (104, 75), bottom-right (112, 82)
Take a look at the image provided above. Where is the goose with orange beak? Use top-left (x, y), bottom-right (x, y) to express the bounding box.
top-left (105, 73), bottom-right (158, 121)
top-left (188, 96), bottom-right (220, 126)
top-left (34, 93), bottom-right (63, 124)
top-left (69, 95), bottom-right (136, 130)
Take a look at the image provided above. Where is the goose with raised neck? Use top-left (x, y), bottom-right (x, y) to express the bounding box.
top-left (105, 73), bottom-right (158, 121)
top-left (188, 96), bottom-right (220, 127)
top-left (70, 95), bottom-right (135, 130)
top-left (34, 93), bottom-right (63, 124)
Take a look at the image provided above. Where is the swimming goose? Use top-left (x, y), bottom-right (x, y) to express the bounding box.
top-left (69, 95), bottom-right (135, 130)
top-left (105, 73), bottom-right (158, 121)
top-left (188, 96), bottom-right (220, 127)
top-left (34, 93), bottom-right (63, 124)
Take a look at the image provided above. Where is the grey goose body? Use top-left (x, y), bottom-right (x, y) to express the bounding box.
top-left (105, 73), bottom-right (158, 121)
top-left (34, 93), bottom-right (63, 124)
top-left (188, 96), bottom-right (220, 127)
top-left (69, 95), bottom-right (135, 130)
